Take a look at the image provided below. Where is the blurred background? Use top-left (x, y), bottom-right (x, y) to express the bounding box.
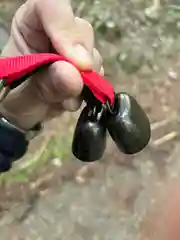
top-left (0, 0), bottom-right (180, 239)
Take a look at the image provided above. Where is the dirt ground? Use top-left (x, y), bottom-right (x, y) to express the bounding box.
top-left (1, 0), bottom-right (180, 239)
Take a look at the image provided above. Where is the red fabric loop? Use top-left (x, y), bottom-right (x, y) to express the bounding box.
top-left (0, 53), bottom-right (114, 104)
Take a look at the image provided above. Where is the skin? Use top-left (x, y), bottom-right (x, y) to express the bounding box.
top-left (140, 179), bottom-right (180, 240)
top-left (1, 0), bottom-right (180, 238)
top-left (0, 0), bottom-right (104, 130)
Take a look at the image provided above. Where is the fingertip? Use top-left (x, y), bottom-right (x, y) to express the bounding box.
top-left (65, 44), bottom-right (93, 70)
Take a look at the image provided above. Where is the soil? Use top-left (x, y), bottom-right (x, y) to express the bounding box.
top-left (1, 0), bottom-right (180, 239)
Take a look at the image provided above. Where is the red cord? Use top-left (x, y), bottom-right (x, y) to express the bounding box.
top-left (0, 53), bottom-right (114, 104)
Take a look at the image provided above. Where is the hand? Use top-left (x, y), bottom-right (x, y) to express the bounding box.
top-left (141, 179), bottom-right (180, 240)
top-left (0, 0), bottom-right (104, 130)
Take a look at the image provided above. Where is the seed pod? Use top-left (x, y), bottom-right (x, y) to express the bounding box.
top-left (72, 105), bottom-right (106, 162)
top-left (105, 92), bottom-right (151, 154)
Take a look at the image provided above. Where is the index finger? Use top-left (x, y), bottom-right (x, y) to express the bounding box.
top-left (36, 0), bottom-right (76, 48)
top-left (14, 0), bottom-right (92, 68)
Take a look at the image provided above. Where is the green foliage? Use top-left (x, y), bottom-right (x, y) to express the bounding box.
top-left (117, 51), bottom-right (145, 74)
top-left (167, 4), bottom-right (180, 21)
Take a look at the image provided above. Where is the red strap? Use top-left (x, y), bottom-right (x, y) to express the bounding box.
top-left (0, 53), bottom-right (114, 104)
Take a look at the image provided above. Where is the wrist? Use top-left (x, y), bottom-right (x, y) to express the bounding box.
top-left (0, 79), bottom-right (48, 131)
top-left (0, 116), bottom-right (43, 141)
top-left (0, 115), bottom-right (43, 173)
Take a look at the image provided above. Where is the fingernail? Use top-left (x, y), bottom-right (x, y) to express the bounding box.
top-left (68, 44), bottom-right (92, 70)
top-left (100, 66), bottom-right (104, 76)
